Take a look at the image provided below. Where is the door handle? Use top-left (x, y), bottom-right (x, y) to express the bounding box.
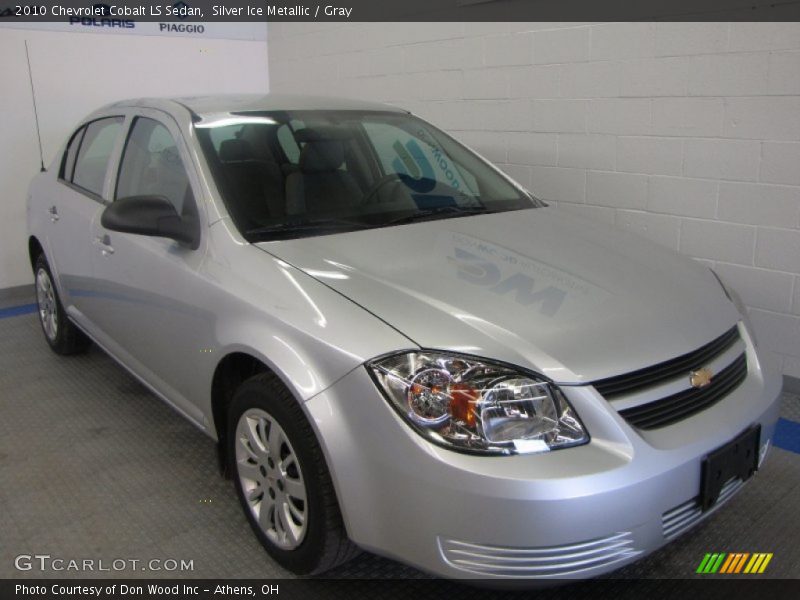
top-left (48, 206), bottom-right (59, 222)
top-left (95, 234), bottom-right (114, 256)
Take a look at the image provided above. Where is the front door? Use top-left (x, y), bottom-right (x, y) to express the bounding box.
top-left (88, 110), bottom-right (211, 426)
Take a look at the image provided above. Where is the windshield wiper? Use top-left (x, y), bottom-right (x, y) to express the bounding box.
top-left (382, 205), bottom-right (491, 227)
top-left (247, 206), bottom-right (496, 239)
top-left (246, 218), bottom-right (370, 240)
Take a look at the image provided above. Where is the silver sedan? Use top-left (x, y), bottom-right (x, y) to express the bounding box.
top-left (26, 95), bottom-right (781, 581)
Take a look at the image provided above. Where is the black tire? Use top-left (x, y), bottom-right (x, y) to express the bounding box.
top-left (227, 372), bottom-right (360, 575)
top-left (33, 253), bottom-right (90, 355)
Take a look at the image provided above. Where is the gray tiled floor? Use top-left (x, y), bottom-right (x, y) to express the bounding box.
top-left (0, 311), bottom-right (798, 580)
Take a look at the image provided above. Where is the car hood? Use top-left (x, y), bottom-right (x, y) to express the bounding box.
top-left (256, 208), bottom-right (740, 384)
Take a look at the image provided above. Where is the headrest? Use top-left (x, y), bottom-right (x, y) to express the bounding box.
top-left (219, 138), bottom-right (255, 162)
top-left (299, 139), bottom-right (345, 173)
top-left (157, 146), bottom-right (182, 167)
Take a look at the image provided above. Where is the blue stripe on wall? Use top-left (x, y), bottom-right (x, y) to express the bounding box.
top-left (774, 418), bottom-right (800, 455)
top-left (0, 303), bottom-right (37, 319)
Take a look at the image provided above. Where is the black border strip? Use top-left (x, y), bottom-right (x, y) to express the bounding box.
top-left (2, 578), bottom-right (800, 600)
top-left (2, 0), bottom-right (800, 23)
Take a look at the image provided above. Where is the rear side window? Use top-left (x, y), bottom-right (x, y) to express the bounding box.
top-left (208, 124), bottom-right (244, 152)
top-left (72, 117), bottom-right (124, 197)
top-left (116, 117), bottom-right (193, 215)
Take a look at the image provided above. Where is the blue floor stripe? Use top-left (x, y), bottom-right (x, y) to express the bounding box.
top-left (775, 418), bottom-right (800, 455)
top-left (0, 303), bottom-right (37, 319)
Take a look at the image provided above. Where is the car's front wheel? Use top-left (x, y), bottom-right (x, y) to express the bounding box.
top-left (34, 254), bottom-right (90, 355)
top-left (227, 373), bottom-right (359, 575)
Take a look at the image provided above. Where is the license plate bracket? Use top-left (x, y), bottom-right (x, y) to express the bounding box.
top-left (700, 425), bottom-right (760, 511)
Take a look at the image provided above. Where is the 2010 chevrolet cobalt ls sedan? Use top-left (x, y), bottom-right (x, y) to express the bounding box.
top-left (27, 94), bottom-right (781, 581)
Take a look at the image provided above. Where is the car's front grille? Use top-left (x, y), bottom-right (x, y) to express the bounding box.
top-left (437, 532), bottom-right (640, 578)
top-left (589, 325), bottom-right (748, 430)
top-left (592, 326), bottom-right (740, 399)
top-left (618, 353), bottom-right (747, 430)
top-left (662, 476), bottom-right (745, 540)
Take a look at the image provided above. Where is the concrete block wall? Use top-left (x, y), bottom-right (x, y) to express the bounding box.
top-left (267, 22), bottom-right (800, 377)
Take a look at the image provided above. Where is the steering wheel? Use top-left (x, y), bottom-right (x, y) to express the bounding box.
top-left (360, 174), bottom-right (406, 206)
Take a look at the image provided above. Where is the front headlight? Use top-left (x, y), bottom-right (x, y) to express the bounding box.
top-left (367, 351), bottom-right (589, 455)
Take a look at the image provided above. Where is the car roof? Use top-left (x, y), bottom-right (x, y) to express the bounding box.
top-left (106, 94), bottom-right (408, 119)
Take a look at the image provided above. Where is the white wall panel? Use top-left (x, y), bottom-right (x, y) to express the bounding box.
top-left (0, 27), bottom-right (268, 290)
top-left (268, 21), bottom-right (800, 375)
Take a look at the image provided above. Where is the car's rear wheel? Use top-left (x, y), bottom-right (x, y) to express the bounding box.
top-left (34, 254), bottom-right (90, 355)
top-left (227, 373), bottom-right (359, 575)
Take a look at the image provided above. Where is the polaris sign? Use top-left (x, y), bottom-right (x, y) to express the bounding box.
top-left (68, 16), bottom-right (135, 28)
top-left (0, 20), bottom-right (265, 41)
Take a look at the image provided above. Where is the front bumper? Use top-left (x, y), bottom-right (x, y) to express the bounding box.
top-left (303, 338), bottom-right (782, 581)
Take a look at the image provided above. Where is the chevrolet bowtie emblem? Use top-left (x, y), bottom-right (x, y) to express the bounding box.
top-left (690, 367), bottom-right (714, 389)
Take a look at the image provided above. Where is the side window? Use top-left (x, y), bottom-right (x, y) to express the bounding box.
top-left (60, 126), bottom-right (85, 182)
top-left (72, 117), bottom-right (124, 196)
top-left (116, 117), bottom-right (193, 215)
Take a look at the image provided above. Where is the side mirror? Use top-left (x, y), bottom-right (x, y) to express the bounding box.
top-left (101, 196), bottom-right (200, 250)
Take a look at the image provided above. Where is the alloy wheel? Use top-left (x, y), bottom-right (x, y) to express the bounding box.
top-left (235, 408), bottom-right (308, 550)
top-left (36, 268), bottom-right (58, 341)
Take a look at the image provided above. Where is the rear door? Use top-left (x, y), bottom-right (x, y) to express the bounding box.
top-left (46, 116), bottom-right (125, 329)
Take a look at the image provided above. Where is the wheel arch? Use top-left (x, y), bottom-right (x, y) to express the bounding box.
top-left (210, 351), bottom-right (270, 474)
top-left (28, 235), bottom-right (44, 270)
top-left (210, 349), bottom-right (327, 478)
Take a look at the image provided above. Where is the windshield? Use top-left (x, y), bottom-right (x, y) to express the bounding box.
top-left (195, 110), bottom-right (542, 241)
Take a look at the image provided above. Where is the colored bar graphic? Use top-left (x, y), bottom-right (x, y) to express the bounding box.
top-left (697, 553), bottom-right (713, 573)
top-left (700, 552), bottom-right (773, 574)
top-left (698, 553), bottom-right (727, 573)
top-left (710, 553), bottom-right (726, 573)
top-left (719, 553), bottom-right (736, 573)
top-left (744, 554), bottom-right (760, 574)
top-left (700, 553), bottom-right (720, 573)
top-left (733, 553), bottom-right (749, 573)
top-left (720, 553), bottom-right (745, 573)
top-left (758, 554), bottom-right (773, 573)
